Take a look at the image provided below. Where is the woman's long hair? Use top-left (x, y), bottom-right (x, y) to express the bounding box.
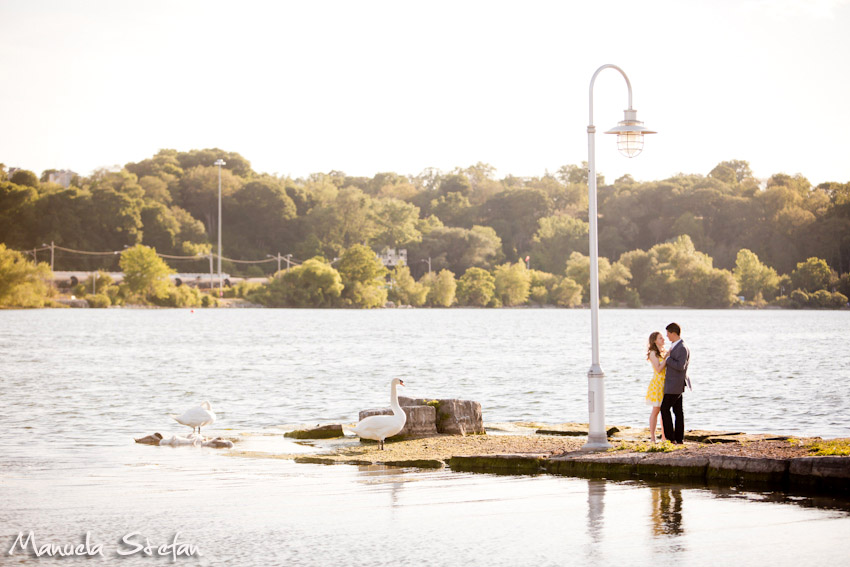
top-left (647, 331), bottom-right (663, 360)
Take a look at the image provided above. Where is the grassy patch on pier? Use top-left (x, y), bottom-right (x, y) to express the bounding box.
top-left (607, 441), bottom-right (684, 453)
top-left (803, 438), bottom-right (850, 456)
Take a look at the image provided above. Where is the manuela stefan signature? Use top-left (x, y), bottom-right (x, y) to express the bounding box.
top-left (8, 531), bottom-right (201, 560)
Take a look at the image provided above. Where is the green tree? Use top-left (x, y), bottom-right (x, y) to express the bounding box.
top-left (0, 244), bottom-right (53, 307)
top-left (372, 198), bottom-right (422, 249)
top-left (257, 257), bottom-right (343, 307)
top-left (175, 165), bottom-right (242, 236)
top-left (421, 268), bottom-right (456, 307)
top-left (307, 187), bottom-right (378, 257)
top-left (88, 169), bottom-right (145, 199)
top-left (528, 270), bottom-right (561, 305)
top-left (479, 188), bottom-right (550, 260)
top-left (456, 267), bottom-right (495, 307)
top-left (225, 177), bottom-right (297, 254)
top-left (125, 148), bottom-right (185, 180)
top-left (733, 249), bottom-right (780, 301)
top-left (10, 169), bottom-right (39, 187)
top-left (119, 244), bottom-right (173, 300)
top-left (430, 191), bottom-right (475, 227)
top-left (708, 163), bottom-right (737, 186)
top-left (600, 261), bottom-right (632, 303)
top-left (409, 225), bottom-right (503, 277)
top-left (494, 261), bottom-right (532, 306)
top-left (552, 276), bottom-right (583, 307)
top-left (139, 175), bottom-right (172, 205)
top-left (557, 162), bottom-right (603, 187)
top-left (338, 244), bottom-right (388, 308)
top-left (791, 257), bottom-right (835, 292)
top-left (0, 181), bottom-right (39, 247)
top-left (837, 273), bottom-right (850, 298)
top-left (175, 148), bottom-right (254, 178)
top-left (530, 214), bottom-right (589, 274)
top-left (686, 264), bottom-right (739, 307)
top-left (565, 251), bottom-right (618, 303)
top-left (564, 251), bottom-right (632, 304)
top-left (437, 173), bottom-right (472, 198)
top-left (388, 264), bottom-right (427, 306)
top-left (457, 162), bottom-right (503, 205)
top-left (140, 202), bottom-right (181, 253)
top-left (171, 206), bottom-right (210, 255)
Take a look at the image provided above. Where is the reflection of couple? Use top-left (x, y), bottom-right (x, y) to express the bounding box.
top-left (651, 487), bottom-right (684, 537)
top-left (645, 323), bottom-right (690, 444)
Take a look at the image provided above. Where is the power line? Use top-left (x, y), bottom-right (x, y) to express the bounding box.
top-left (12, 244), bottom-right (301, 268)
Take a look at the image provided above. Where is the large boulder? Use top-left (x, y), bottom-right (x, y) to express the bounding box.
top-left (398, 397), bottom-right (485, 435)
top-left (358, 405), bottom-right (438, 438)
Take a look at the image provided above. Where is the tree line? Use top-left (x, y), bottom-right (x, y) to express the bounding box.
top-left (1, 151), bottom-right (849, 309)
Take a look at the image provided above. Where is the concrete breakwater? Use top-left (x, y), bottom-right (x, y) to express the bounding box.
top-left (231, 424), bottom-right (850, 497)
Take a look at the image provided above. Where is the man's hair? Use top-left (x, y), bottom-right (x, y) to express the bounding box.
top-left (666, 322), bottom-right (681, 335)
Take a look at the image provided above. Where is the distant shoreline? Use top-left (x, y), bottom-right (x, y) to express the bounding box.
top-left (31, 297), bottom-right (850, 311)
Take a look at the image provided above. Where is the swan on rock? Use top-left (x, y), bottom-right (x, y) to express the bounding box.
top-left (173, 401), bottom-right (216, 435)
top-left (350, 378), bottom-right (406, 450)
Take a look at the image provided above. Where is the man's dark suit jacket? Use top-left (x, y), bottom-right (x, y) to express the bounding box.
top-left (664, 340), bottom-right (690, 394)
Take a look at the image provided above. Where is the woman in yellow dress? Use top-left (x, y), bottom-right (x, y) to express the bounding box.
top-left (646, 331), bottom-right (668, 443)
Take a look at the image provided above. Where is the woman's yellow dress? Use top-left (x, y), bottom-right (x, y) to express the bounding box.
top-left (645, 353), bottom-right (666, 407)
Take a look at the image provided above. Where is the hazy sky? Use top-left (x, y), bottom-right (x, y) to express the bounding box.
top-left (2, 0), bottom-right (849, 185)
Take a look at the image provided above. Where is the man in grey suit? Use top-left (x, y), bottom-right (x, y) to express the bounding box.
top-left (661, 322), bottom-right (690, 444)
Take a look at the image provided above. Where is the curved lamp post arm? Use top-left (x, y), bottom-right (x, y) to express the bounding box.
top-left (589, 64), bottom-right (633, 127)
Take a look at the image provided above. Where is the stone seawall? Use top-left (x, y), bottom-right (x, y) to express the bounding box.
top-left (448, 452), bottom-right (850, 494)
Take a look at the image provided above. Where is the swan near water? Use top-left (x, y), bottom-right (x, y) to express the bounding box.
top-left (159, 433), bottom-right (233, 449)
top-left (173, 401), bottom-right (216, 434)
top-left (350, 378), bottom-right (407, 450)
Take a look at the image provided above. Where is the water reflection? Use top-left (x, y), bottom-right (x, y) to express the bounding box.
top-left (586, 479), bottom-right (605, 542)
top-left (355, 465), bottom-right (408, 512)
top-left (584, 480), bottom-right (606, 563)
top-left (651, 487), bottom-right (684, 537)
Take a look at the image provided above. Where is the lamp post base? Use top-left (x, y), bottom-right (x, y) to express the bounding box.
top-left (582, 368), bottom-right (611, 450)
top-left (583, 434), bottom-right (611, 450)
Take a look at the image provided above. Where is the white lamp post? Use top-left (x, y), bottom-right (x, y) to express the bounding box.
top-left (214, 158), bottom-right (226, 297)
top-left (584, 64), bottom-right (655, 450)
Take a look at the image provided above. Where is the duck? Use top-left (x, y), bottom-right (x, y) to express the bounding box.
top-left (173, 401), bottom-right (216, 435)
top-left (350, 378), bottom-right (407, 450)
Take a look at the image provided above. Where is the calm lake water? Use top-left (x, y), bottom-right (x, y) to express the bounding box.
top-left (1, 308), bottom-right (849, 566)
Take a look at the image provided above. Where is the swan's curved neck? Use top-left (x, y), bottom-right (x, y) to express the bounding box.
top-left (390, 383), bottom-right (403, 415)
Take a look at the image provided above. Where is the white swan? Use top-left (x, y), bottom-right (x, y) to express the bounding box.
top-left (173, 401), bottom-right (216, 434)
top-left (350, 378), bottom-right (407, 450)
top-left (159, 433), bottom-right (233, 448)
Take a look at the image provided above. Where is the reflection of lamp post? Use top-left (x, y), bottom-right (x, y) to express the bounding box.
top-left (421, 257), bottom-right (431, 274)
top-left (584, 65), bottom-right (655, 450)
top-left (214, 158), bottom-right (226, 297)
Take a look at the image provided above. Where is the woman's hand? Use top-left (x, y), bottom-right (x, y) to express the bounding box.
top-left (649, 352), bottom-right (665, 373)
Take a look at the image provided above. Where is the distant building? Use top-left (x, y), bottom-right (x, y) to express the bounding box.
top-left (47, 170), bottom-right (77, 188)
top-left (377, 248), bottom-right (407, 268)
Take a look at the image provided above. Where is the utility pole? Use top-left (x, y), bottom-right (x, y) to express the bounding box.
top-left (214, 158), bottom-right (226, 297)
top-left (285, 253), bottom-right (292, 271)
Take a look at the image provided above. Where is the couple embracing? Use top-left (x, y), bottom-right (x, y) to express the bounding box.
top-left (645, 322), bottom-right (691, 444)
